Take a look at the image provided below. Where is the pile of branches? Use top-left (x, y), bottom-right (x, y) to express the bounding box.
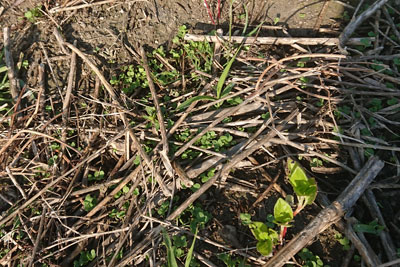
top-left (0, 0), bottom-right (400, 266)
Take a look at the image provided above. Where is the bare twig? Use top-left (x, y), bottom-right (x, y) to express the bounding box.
top-left (28, 205), bottom-right (46, 267)
top-left (3, 27), bottom-right (20, 104)
top-left (6, 166), bottom-right (27, 199)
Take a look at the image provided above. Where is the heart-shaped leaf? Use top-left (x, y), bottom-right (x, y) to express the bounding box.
top-left (256, 239), bottom-right (273, 256)
top-left (249, 221), bottom-right (269, 241)
top-left (273, 198), bottom-right (293, 226)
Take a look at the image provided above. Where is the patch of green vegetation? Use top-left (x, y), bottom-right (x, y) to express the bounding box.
top-left (109, 201), bottom-right (129, 221)
top-left (172, 25), bottom-right (213, 75)
top-left (353, 220), bottom-right (385, 235)
top-left (218, 253), bottom-right (249, 267)
top-left (162, 227), bottom-right (199, 267)
top-left (177, 44), bottom-right (243, 110)
top-left (334, 105), bottom-right (351, 119)
top-left (297, 248), bottom-right (329, 267)
top-left (240, 160), bottom-right (317, 256)
top-left (24, 5), bottom-right (42, 22)
top-left (73, 249), bottom-right (96, 267)
top-left (334, 232), bottom-right (350, 251)
top-left (310, 158), bottom-right (323, 168)
top-left (83, 194), bottom-right (97, 212)
top-left (88, 170), bottom-right (105, 182)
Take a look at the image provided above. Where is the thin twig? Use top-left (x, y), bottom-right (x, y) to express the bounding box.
top-left (6, 166), bottom-right (27, 199)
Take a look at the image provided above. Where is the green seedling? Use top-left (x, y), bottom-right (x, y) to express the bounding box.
top-left (83, 194), bottom-right (97, 212)
top-left (288, 159), bottom-right (317, 216)
top-left (162, 227), bottom-right (198, 267)
top-left (162, 228), bottom-right (178, 267)
top-left (297, 248), bottom-right (327, 267)
top-left (88, 170), bottom-right (105, 181)
top-left (367, 98), bottom-right (382, 112)
top-left (24, 5), bottom-right (42, 22)
top-left (73, 249), bottom-right (96, 267)
top-left (240, 213), bottom-right (279, 256)
top-left (172, 25), bottom-right (213, 75)
top-left (310, 158), bottom-right (323, 168)
top-left (353, 219), bottom-right (384, 235)
top-left (177, 45), bottom-right (242, 110)
top-left (218, 253), bottom-right (249, 267)
top-left (109, 201), bottom-right (129, 220)
top-left (334, 232), bottom-right (350, 251)
top-left (297, 57), bottom-right (310, 68)
top-left (387, 98), bottom-right (398, 106)
top-left (273, 198), bottom-right (293, 243)
top-left (200, 168), bottom-right (215, 183)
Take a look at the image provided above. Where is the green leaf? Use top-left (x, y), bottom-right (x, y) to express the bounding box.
top-left (249, 221), bottom-right (269, 241)
top-left (256, 239), bottom-right (273, 256)
top-left (173, 235), bottom-right (187, 248)
top-left (162, 228), bottom-right (179, 267)
top-left (289, 164), bottom-right (308, 189)
top-left (273, 198), bottom-right (293, 225)
top-left (83, 194), bottom-right (96, 212)
top-left (216, 45), bottom-right (242, 100)
top-left (185, 227), bottom-right (198, 267)
top-left (353, 220), bottom-right (385, 235)
top-left (122, 185), bottom-right (130, 194)
top-left (177, 95), bottom-right (215, 110)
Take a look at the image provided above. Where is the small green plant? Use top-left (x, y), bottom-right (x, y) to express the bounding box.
top-left (273, 198), bottom-right (293, 243)
top-left (162, 227), bottom-right (199, 267)
top-left (297, 57), bottom-right (310, 68)
top-left (353, 219), bottom-right (385, 235)
top-left (218, 253), bottom-right (249, 267)
top-left (177, 45), bottom-right (243, 110)
top-left (241, 160), bottom-right (317, 256)
top-left (0, 248), bottom-right (10, 259)
top-left (310, 158), bottom-right (323, 168)
top-left (24, 5), bottom-right (42, 22)
top-left (172, 25), bottom-right (213, 75)
top-left (334, 232), bottom-right (350, 251)
top-left (287, 159), bottom-right (317, 216)
top-left (88, 170), bottom-right (105, 181)
top-left (83, 194), bottom-right (97, 212)
top-left (74, 249), bottom-right (96, 267)
top-left (297, 248), bottom-right (328, 267)
top-left (109, 201), bottom-right (129, 220)
top-left (240, 213), bottom-right (279, 256)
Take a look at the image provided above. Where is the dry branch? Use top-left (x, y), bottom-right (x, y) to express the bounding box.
top-left (264, 156), bottom-right (384, 267)
top-left (3, 27), bottom-right (20, 103)
top-left (184, 34), bottom-right (375, 46)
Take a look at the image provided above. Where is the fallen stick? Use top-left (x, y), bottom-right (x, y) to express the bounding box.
top-left (3, 27), bottom-right (20, 104)
top-left (263, 156), bottom-right (384, 267)
top-left (184, 34), bottom-right (375, 46)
